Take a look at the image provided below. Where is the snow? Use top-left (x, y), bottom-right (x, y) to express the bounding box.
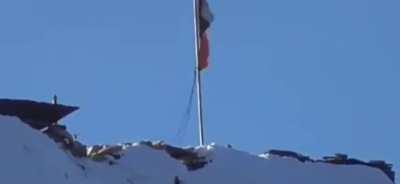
top-left (0, 115), bottom-right (394, 184)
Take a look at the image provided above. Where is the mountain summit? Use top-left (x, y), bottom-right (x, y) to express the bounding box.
top-left (0, 115), bottom-right (394, 184)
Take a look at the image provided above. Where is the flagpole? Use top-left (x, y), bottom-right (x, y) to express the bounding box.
top-left (193, 0), bottom-right (205, 146)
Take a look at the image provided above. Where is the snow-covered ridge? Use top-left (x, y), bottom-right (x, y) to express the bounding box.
top-left (0, 115), bottom-right (395, 184)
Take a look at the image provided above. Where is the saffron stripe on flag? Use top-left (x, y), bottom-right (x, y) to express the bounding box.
top-left (199, 32), bottom-right (210, 70)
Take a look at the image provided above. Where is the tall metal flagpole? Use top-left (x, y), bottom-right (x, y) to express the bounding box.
top-left (192, 0), bottom-right (205, 146)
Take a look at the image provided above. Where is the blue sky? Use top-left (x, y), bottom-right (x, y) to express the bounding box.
top-left (0, 0), bottom-right (398, 177)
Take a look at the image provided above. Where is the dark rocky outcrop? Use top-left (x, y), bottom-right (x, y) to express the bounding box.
top-left (266, 150), bottom-right (395, 183)
top-left (318, 154), bottom-right (395, 182)
top-left (266, 149), bottom-right (314, 163)
top-left (0, 99), bottom-right (78, 130)
top-left (140, 141), bottom-right (208, 171)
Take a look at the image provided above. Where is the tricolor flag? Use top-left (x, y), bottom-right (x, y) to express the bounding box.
top-left (198, 0), bottom-right (214, 71)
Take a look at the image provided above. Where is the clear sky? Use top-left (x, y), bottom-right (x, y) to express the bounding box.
top-left (0, 0), bottom-right (398, 177)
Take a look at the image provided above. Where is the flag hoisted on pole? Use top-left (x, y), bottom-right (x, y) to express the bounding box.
top-left (193, 0), bottom-right (214, 146)
top-left (198, 0), bottom-right (214, 71)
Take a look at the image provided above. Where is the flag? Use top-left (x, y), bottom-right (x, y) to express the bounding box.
top-left (198, 0), bottom-right (214, 71)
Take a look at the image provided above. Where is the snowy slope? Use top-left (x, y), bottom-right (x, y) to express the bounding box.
top-left (0, 115), bottom-right (394, 184)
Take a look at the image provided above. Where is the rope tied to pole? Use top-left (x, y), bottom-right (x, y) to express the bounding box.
top-left (174, 71), bottom-right (196, 145)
